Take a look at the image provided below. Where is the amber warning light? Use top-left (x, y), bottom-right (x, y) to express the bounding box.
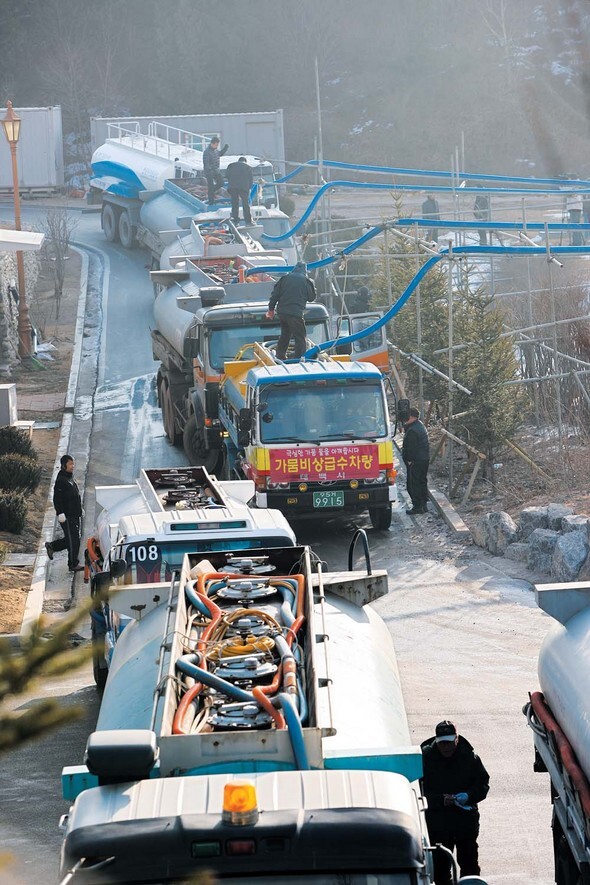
top-left (222, 781), bottom-right (259, 826)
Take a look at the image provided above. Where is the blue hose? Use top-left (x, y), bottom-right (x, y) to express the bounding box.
top-left (278, 157), bottom-right (590, 189)
top-left (177, 655), bottom-right (254, 703)
top-left (304, 242), bottom-right (590, 359)
top-left (275, 693), bottom-right (309, 770)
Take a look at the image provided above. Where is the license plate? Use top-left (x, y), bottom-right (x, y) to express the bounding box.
top-left (313, 490), bottom-right (344, 508)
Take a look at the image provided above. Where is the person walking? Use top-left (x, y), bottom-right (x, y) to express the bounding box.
top-left (402, 406), bottom-right (430, 515)
top-left (226, 156), bottom-right (254, 225)
top-left (266, 262), bottom-right (317, 360)
top-left (421, 720), bottom-right (490, 884)
top-left (473, 190), bottom-right (490, 245)
top-left (45, 454), bottom-right (84, 572)
top-left (566, 192), bottom-right (584, 245)
top-left (203, 136), bottom-right (228, 205)
top-left (422, 194), bottom-right (440, 242)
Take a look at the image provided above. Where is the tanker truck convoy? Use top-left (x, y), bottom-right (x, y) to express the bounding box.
top-left (88, 120), bottom-right (296, 264)
top-left (524, 578), bottom-right (590, 883)
top-left (60, 529), bottom-right (488, 884)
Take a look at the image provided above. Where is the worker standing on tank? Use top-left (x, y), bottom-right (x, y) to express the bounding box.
top-left (266, 262), bottom-right (317, 360)
top-left (203, 136), bottom-right (228, 205)
top-left (226, 156), bottom-right (254, 225)
top-left (421, 720), bottom-right (490, 884)
top-left (45, 454), bottom-right (84, 573)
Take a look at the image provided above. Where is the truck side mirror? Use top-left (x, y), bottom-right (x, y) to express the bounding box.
top-left (110, 558), bottom-right (127, 580)
top-left (239, 408), bottom-right (252, 431)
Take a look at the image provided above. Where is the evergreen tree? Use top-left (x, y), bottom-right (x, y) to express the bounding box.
top-left (454, 283), bottom-right (524, 475)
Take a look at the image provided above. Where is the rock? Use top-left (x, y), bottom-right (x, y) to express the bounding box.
top-left (547, 503), bottom-right (573, 531)
top-left (551, 531), bottom-right (590, 582)
top-left (470, 512), bottom-right (519, 555)
top-left (505, 542), bottom-right (529, 563)
top-left (471, 520), bottom-right (486, 549)
top-left (561, 514), bottom-right (589, 534)
top-left (520, 506), bottom-right (549, 539)
top-left (484, 511), bottom-right (518, 555)
top-left (528, 528), bottom-right (559, 574)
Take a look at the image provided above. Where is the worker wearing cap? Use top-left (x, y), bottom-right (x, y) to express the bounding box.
top-left (420, 720), bottom-right (490, 884)
top-left (203, 136), bottom-right (229, 205)
top-left (266, 262), bottom-right (316, 360)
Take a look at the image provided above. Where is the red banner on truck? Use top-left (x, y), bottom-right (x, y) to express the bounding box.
top-left (269, 445), bottom-right (380, 482)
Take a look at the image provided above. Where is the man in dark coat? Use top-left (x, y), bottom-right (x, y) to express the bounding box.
top-left (45, 454), bottom-right (84, 572)
top-left (401, 406), bottom-right (430, 515)
top-left (226, 156), bottom-right (254, 225)
top-left (421, 720), bottom-right (490, 884)
top-left (473, 190), bottom-right (490, 245)
top-left (422, 194), bottom-right (440, 242)
top-left (266, 262), bottom-right (317, 360)
top-left (202, 136), bottom-right (229, 205)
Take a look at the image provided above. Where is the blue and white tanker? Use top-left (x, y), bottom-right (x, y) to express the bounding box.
top-left (89, 120), bottom-right (297, 263)
top-left (60, 526), bottom-right (489, 884)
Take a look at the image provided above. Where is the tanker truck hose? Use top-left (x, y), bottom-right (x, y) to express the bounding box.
top-left (176, 655), bottom-right (255, 704)
top-left (274, 633), bottom-right (298, 695)
top-left (274, 693), bottom-right (310, 770)
top-left (252, 686), bottom-right (285, 729)
top-left (184, 581), bottom-right (211, 618)
top-left (172, 652), bottom-right (206, 735)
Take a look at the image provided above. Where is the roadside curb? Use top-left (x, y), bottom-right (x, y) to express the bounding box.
top-left (393, 438), bottom-right (471, 539)
top-left (4, 248), bottom-right (89, 647)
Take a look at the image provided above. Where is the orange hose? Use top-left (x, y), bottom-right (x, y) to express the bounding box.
top-left (252, 686), bottom-right (285, 729)
top-left (287, 615), bottom-right (305, 647)
top-left (196, 592), bottom-right (223, 654)
top-left (172, 682), bottom-right (204, 735)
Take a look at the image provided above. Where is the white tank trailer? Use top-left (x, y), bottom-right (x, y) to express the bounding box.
top-left (525, 580), bottom-right (590, 881)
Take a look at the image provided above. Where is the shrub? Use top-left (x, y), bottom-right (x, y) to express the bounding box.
top-left (0, 490), bottom-right (27, 533)
top-left (0, 426), bottom-right (37, 459)
top-left (0, 454), bottom-right (43, 492)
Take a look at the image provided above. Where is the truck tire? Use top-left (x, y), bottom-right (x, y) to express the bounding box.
top-left (369, 504), bottom-right (392, 531)
top-left (118, 209), bottom-right (136, 248)
top-left (183, 415), bottom-right (223, 472)
top-left (161, 378), bottom-right (182, 446)
top-left (102, 203), bottom-right (120, 243)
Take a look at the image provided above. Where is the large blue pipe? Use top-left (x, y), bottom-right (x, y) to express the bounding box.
top-left (303, 243), bottom-right (590, 358)
top-left (274, 693), bottom-right (309, 770)
top-left (263, 179), bottom-right (590, 243)
top-left (278, 158), bottom-right (590, 189)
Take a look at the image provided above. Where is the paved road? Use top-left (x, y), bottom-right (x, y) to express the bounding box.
top-left (0, 205), bottom-right (555, 883)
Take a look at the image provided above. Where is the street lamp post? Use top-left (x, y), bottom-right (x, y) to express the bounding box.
top-left (2, 100), bottom-right (31, 358)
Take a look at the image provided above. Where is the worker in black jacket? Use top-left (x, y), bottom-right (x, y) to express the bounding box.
top-left (226, 156), bottom-right (253, 225)
top-left (45, 454), bottom-right (84, 572)
top-left (401, 406), bottom-right (430, 515)
top-left (421, 720), bottom-right (490, 883)
top-left (203, 136), bottom-right (228, 205)
top-left (266, 262), bottom-right (317, 360)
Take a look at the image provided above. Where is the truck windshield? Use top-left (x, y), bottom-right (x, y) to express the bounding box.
top-left (259, 381), bottom-right (388, 443)
top-left (209, 321), bottom-right (327, 371)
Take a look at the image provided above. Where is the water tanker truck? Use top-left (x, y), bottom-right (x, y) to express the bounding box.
top-left (219, 342), bottom-right (397, 529)
top-left (89, 120), bottom-right (296, 263)
top-left (60, 532), bottom-right (489, 884)
top-left (524, 578), bottom-right (590, 882)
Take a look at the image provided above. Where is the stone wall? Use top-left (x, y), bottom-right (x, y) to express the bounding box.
top-left (0, 250), bottom-right (39, 373)
top-left (473, 504), bottom-right (590, 581)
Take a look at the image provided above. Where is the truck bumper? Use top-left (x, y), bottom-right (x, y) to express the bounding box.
top-left (257, 486), bottom-right (392, 515)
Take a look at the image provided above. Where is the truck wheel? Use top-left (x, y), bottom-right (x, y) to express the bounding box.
top-left (102, 203), bottom-right (120, 243)
top-left (161, 378), bottom-right (182, 446)
top-left (369, 504), bottom-right (392, 531)
top-left (183, 415), bottom-right (223, 472)
top-left (118, 210), bottom-right (136, 248)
